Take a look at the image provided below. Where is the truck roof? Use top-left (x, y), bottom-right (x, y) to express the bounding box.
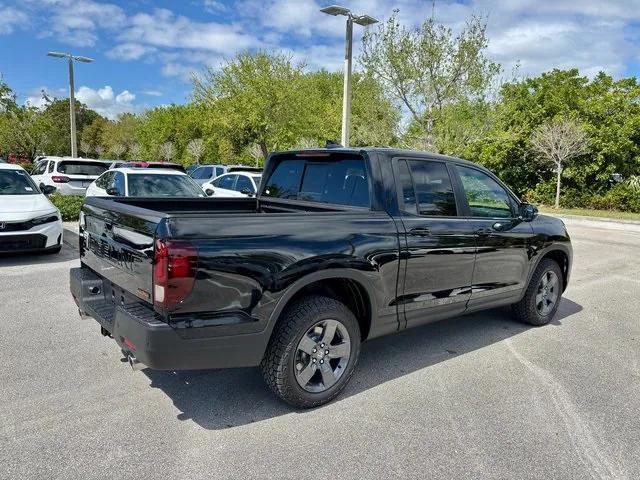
top-left (272, 147), bottom-right (479, 167)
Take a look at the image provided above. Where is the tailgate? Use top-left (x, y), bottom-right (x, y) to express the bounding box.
top-left (80, 199), bottom-right (160, 304)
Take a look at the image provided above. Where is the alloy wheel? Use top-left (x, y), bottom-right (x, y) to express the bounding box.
top-left (536, 270), bottom-right (559, 316)
top-left (294, 319), bottom-right (351, 393)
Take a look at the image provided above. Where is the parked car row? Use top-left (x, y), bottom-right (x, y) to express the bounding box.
top-left (28, 156), bottom-right (263, 199)
top-left (0, 156), bottom-right (263, 255)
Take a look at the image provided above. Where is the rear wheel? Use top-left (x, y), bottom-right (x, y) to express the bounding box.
top-left (261, 295), bottom-right (361, 408)
top-left (512, 258), bottom-right (563, 326)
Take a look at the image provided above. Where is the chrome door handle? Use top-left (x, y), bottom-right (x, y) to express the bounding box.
top-left (409, 227), bottom-right (431, 236)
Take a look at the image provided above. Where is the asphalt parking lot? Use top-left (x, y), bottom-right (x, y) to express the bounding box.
top-left (1, 220), bottom-right (639, 480)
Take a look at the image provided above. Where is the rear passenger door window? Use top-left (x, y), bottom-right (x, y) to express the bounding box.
top-left (397, 159), bottom-right (457, 216)
top-left (235, 175), bottom-right (255, 193)
top-left (112, 172), bottom-right (126, 196)
top-left (214, 174), bottom-right (237, 190)
top-left (456, 166), bottom-right (513, 218)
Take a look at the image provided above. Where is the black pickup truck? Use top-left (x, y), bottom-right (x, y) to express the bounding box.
top-left (70, 148), bottom-right (572, 407)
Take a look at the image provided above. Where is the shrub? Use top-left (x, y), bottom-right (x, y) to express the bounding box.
top-left (49, 194), bottom-right (85, 221)
top-left (587, 184), bottom-right (640, 213)
top-left (524, 180), bottom-right (640, 212)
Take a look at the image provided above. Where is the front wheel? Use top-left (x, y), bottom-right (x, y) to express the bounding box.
top-left (261, 295), bottom-right (361, 408)
top-left (512, 258), bottom-right (563, 326)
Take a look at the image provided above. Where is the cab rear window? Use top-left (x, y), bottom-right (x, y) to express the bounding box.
top-left (263, 153), bottom-right (370, 208)
top-left (57, 161), bottom-right (107, 176)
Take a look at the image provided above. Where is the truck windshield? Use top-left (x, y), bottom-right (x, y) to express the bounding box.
top-left (263, 154), bottom-right (370, 207)
top-left (0, 169), bottom-right (39, 195)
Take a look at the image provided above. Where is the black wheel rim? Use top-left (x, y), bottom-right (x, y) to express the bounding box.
top-left (294, 319), bottom-right (351, 393)
top-left (536, 270), bottom-right (559, 316)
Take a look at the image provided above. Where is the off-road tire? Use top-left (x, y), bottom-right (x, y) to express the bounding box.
top-left (261, 295), bottom-right (361, 408)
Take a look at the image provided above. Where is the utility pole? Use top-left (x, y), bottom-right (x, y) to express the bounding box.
top-left (47, 51), bottom-right (94, 158)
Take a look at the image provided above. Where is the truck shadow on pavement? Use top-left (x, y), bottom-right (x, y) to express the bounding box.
top-left (142, 297), bottom-right (582, 430)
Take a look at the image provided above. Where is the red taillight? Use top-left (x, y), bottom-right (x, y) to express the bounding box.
top-left (153, 239), bottom-right (197, 311)
top-left (51, 175), bottom-right (70, 183)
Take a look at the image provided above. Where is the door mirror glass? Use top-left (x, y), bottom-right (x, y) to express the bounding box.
top-left (205, 188), bottom-right (215, 196)
top-left (519, 203), bottom-right (538, 221)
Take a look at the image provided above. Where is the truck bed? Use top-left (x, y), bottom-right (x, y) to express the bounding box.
top-left (79, 196), bottom-right (389, 320)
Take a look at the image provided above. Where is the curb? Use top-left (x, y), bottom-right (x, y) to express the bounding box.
top-left (62, 225), bottom-right (79, 250)
top-left (545, 213), bottom-right (640, 233)
top-left (543, 212), bottom-right (640, 226)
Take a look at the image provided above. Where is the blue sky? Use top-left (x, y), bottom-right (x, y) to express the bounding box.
top-left (1, 0), bottom-right (639, 119)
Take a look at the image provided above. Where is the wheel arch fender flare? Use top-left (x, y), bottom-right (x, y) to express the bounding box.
top-left (264, 269), bottom-right (379, 339)
top-left (527, 243), bottom-right (572, 292)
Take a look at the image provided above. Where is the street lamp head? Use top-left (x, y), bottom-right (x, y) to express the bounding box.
top-left (353, 14), bottom-right (379, 26)
top-left (47, 51), bottom-right (67, 58)
top-left (320, 4), bottom-right (351, 16)
top-left (73, 56), bottom-right (94, 63)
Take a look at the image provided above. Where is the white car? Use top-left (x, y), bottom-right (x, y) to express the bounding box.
top-left (31, 157), bottom-right (109, 196)
top-left (202, 171), bottom-right (262, 198)
top-left (85, 168), bottom-right (205, 198)
top-left (0, 163), bottom-right (63, 254)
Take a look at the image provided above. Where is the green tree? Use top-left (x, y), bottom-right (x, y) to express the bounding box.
top-left (38, 96), bottom-right (102, 156)
top-left (360, 10), bottom-right (500, 150)
top-left (193, 51), bottom-right (307, 158)
top-left (80, 117), bottom-right (108, 157)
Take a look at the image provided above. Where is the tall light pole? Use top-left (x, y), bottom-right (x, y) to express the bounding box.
top-left (320, 5), bottom-right (378, 147)
top-left (47, 51), bottom-right (94, 158)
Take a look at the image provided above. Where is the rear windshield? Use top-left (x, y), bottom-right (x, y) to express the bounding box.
top-left (57, 161), bottom-right (107, 176)
top-left (0, 169), bottom-right (39, 195)
top-left (127, 173), bottom-right (204, 197)
top-left (262, 153), bottom-right (370, 207)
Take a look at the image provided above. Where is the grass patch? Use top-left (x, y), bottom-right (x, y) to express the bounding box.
top-left (538, 206), bottom-right (640, 221)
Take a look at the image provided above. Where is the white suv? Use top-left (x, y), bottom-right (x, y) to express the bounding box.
top-left (31, 157), bottom-right (109, 196)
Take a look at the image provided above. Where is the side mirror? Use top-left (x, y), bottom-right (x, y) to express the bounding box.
top-left (519, 203), bottom-right (538, 222)
top-left (106, 187), bottom-right (119, 196)
top-left (41, 185), bottom-right (56, 195)
top-left (205, 188), bottom-right (215, 196)
top-left (240, 188), bottom-right (254, 197)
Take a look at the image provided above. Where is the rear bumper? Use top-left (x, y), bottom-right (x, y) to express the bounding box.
top-left (69, 266), bottom-right (269, 370)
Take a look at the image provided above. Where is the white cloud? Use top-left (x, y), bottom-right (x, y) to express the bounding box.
top-left (140, 90), bottom-right (162, 97)
top-left (75, 85), bottom-right (139, 119)
top-left (107, 43), bottom-right (157, 61)
top-left (201, 0), bottom-right (227, 14)
top-left (38, 0), bottom-right (127, 47)
top-left (118, 8), bottom-right (258, 53)
top-left (0, 5), bottom-right (28, 35)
